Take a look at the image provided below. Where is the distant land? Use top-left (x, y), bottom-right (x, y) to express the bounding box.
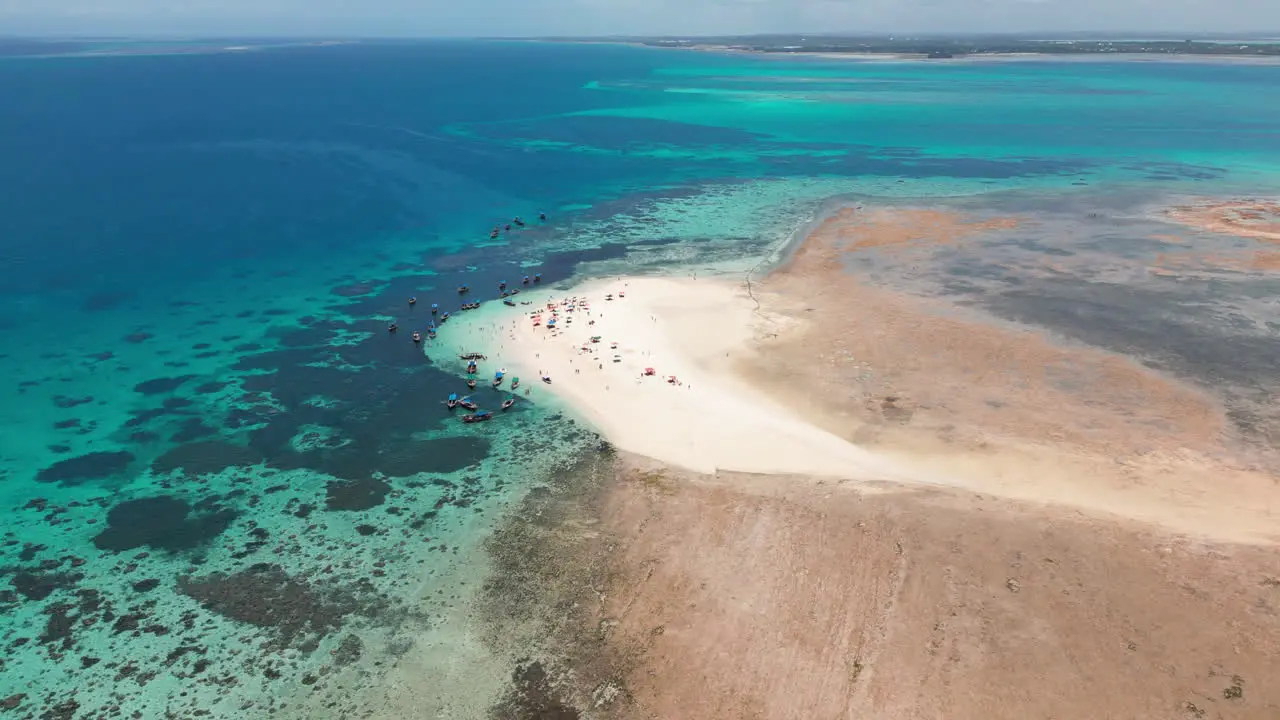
top-left (546, 34), bottom-right (1280, 58)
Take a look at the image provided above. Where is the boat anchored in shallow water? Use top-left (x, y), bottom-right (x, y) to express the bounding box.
top-left (446, 393), bottom-right (459, 409)
top-left (501, 398), bottom-right (515, 411)
top-left (462, 411), bottom-right (493, 423)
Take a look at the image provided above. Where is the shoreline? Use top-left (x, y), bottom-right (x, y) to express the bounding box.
top-left (446, 199), bottom-right (1280, 544)
top-left (527, 38), bottom-right (1280, 65)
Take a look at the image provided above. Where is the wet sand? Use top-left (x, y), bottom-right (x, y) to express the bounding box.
top-left (1167, 199), bottom-right (1280, 243)
top-left (471, 202), bottom-right (1280, 719)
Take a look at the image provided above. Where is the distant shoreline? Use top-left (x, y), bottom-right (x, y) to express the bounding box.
top-left (534, 37), bottom-right (1280, 64)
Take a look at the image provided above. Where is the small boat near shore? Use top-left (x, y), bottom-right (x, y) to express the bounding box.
top-left (411, 331), bottom-right (422, 343)
top-left (501, 398), bottom-right (515, 411)
top-left (541, 373), bottom-right (552, 384)
top-left (503, 299), bottom-right (516, 307)
top-left (458, 397), bottom-right (478, 411)
top-left (467, 379), bottom-right (477, 390)
top-left (511, 377), bottom-right (520, 390)
top-left (462, 411), bottom-right (492, 423)
top-left (459, 352), bottom-right (487, 360)
top-left (446, 393), bottom-right (458, 409)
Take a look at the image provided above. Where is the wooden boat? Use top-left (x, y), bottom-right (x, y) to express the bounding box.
top-left (467, 379), bottom-right (477, 390)
top-left (459, 397), bottom-right (478, 411)
top-left (541, 374), bottom-right (552, 384)
top-left (457, 285), bottom-right (470, 294)
top-left (388, 323), bottom-right (398, 333)
top-left (462, 411), bottom-right (492, 423)
top-left (459, 352), bottom-right (487, 360)
top-left (409, 297), bottom-right (417, 305)
top-left (503, 299), bottom-right (516, 307)
top-left (446, 393), bottom-right (459, 409)
top-left (501, 399), bottom-right (515, 411)
top-left (511, 378), bottom-right (520, 390)
top-left (427, 330), bottom-right (437, 339)
top-left (411, 332), bottom-right (422, 343)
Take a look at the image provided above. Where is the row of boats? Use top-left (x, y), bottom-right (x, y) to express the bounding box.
top-left (398, 275), bottom-right (543, 343)
top-left (487, 213), bottom-right (547, 239)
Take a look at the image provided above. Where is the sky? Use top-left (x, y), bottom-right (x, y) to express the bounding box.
top-left (1, 0), bottom-right (1278, 38)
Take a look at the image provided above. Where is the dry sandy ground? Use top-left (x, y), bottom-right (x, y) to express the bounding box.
top-left (466, 205), bottom-right (1280, 719)
top-left (560, 458), bottom-right (1280, 720)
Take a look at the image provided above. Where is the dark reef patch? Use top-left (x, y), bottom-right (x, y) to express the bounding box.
top-left (177, 563), bottom-right (383, 646)
top-left (52, 395), bottom-right (93, 409)
top-left (11, 570), bottom-right (83, 602)
top-left (91, 495), bottom-right (237, 553)
top-left (170, 419), bottom-right (217, 443)
top-left (378, 436), bottom-right (489, 476)
top-left (193, 380), bottom-right (230, 394)
top-left (324, 477), bottom-right (391, 511)
top-left (36, 450), bottom-right (134, 485)
top-left (162, 396), bottom-right (194, 411)
top-left (332, 280), bottom-right (380, 297)
top-left (134, 375), bottom-right (196, 395)
top-left (152, 440), bottom-right (262, 475)
top-left (124, 407), bottom-right (170, 429)
top-left (489, 660), bottom-right (581, 720)
top-left (83, 289), bottom-right (133, 312)
top-left (123, 332), bottom-right (153, 344)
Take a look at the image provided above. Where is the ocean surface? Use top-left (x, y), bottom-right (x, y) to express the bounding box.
top-left (2, 39), bottom-right (1279, 718)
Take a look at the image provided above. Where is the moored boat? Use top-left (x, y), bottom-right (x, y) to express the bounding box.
top-left (461, 411), bottom-right (492, 423)
top-left (459, 397), bottom-right (478, 410)
top-left (446, 393), bottom-right (459, 409)
top-left (501, 398), bottom-right (515, 411)
top-left (467, 379), bottom-right (477, 390)
top-left (411, 331), bottom-right (422, 343)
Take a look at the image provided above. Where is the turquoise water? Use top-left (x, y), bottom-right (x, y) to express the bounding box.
top-left (1, 40), bottom-right (1279, 718)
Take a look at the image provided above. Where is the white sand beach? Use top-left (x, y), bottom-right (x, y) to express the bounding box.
top-left (466, 276), bottom-right (917, 482)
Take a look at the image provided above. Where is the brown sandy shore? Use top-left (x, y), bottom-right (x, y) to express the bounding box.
top-left (473, 205), bottom-right (1280, 719)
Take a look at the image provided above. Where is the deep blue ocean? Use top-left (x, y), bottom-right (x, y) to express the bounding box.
top-left (2, 39), bottom-right (1279, 718)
